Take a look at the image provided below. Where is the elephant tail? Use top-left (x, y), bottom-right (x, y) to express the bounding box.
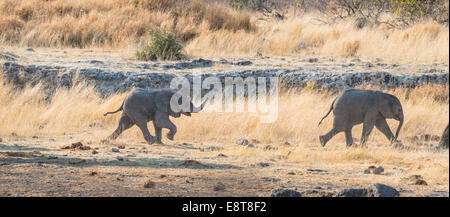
top-left (104, 101), bottom-right (124, 116)
top-left (318, 98), bottom-right (335, 126)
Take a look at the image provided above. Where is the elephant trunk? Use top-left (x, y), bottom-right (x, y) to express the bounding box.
top-left (394, 115), bottom-right (403, 141)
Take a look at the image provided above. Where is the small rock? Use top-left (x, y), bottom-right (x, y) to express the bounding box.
top-left (235, 138), bottom-right (249, 146)
top-left (116, 156), bottom-right (124, 161)
top-left (26, 47), bottom-right (35, 52)
top-left (235, 60), bottom-right (252, 66)
top-left (217, 153), bottom-right (227, 157)
top-left (271, 189), bottom-right (302, 197)
top-left (336, 184), bottom-right (399, 197)
top-left (247, 144), bottom-right (255, 148)
top-left (89, 171), bottom-right (97, 176)
top-left (160, 175), bottom-right (167, 178)
top-left (111, 148), bottom-right (120, 152)
top-left (69, 159), bottom-right (86, 164)
top-left (287, 172), bottom-right (296, 175)
top-left (373, 166), bottom-right (384, 175)
top-left (144, 180), bottom-right (155, 188)
top-left (92, 150), bottom-right (98, 155)
top-left (307, 58), bottom-right (319, 63)
top-left (365, 183), bottom-right (399, 197)
top-left (413, 179), bottom-right (428, 185)
top-left (214, 182), bottom-right (226, 191)
top-left (47, 156), bottom-right (58, 160)
top-left (306, 169), bottom-right (327, 173)
top-left (257, 162), bottom-right (270, 167)
top-left (32, 136), bottom-right (39, 139)
top-left (363, 169), bottom-right (371, 174)
top-left (117, 145), bottom-right (125, 149)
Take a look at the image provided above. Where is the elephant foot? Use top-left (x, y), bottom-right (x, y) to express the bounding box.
top-left (155, 138), bottom-right (164, 145)
top-left (145, 136), bottom-right (157, 145)
top-left (318, 136), bottom-right (326, 147)
top-left (166, 133), bottom-right (174, 141)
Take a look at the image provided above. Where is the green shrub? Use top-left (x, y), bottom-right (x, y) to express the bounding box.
top-left (136, 29), bottom-right (184, 61)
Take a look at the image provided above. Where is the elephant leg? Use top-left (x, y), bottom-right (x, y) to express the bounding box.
top-left (153, 121), bottom-right (163, 144)
top-left (319, 128), bottom-right (342, 146)
top-left (319, 116), bottom-right (346, 147)
top-left (344, 128), bottom-right (353, 147)
top-left (154, 111), bottom-right (177, 141)
top-left (136, 121), bottom-right (156, 145)
top-left (375, 118), bottom-right (395, 143)
top-left (106, 114), bottom-right (135, 141)
top-left (361, 118), bottom-right (376, 146)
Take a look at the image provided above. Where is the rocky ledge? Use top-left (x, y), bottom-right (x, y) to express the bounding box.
top-left (1, 50), bottom-right (448, 99)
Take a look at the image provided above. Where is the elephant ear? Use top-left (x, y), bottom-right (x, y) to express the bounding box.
top-left (155, 93), bottom-right (172, 113)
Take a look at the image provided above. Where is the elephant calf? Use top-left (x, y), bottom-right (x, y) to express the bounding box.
top-left (318, 89), bottom-right (404, 147)
top-left (103, 88), bottom-right (206, 144)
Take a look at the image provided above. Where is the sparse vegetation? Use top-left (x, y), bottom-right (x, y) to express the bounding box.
top-left (0, 0), bottom-right (447, 62)
top-left (136, 29), bottom-right (184, 61)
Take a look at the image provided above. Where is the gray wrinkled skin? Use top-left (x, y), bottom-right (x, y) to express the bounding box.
top-left (103, 88), bottom-right (206, 144)
top-left (318, 89), bottom-right (404, 147)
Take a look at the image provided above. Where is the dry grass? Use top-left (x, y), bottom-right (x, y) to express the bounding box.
top-left (0, 80), bottom-right (448, 185)
top-left (1, 80), bottom-right (447, 145)
top-left (0, 0), bottom-right (448, 63)
top-left (186, 16), bottom-right (449, 63)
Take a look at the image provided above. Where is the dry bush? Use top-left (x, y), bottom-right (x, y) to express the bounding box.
top-left (341, 40), bottom-right (360, 57)
top-left (0, 0), bottom-right (256, 48)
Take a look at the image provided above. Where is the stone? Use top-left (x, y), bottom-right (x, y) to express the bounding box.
top-left (234, 60), bottom-right (252, 66)
top-left (365, 184), bottom-right (399, 197)
top-left (111, 148), bottom-right (120, 152)
top-left (257, 162), bottom-right (270, 167)
top-left (271, 189), bottom-right (302, 197)
top-left (26, 47), bottom-right (35, 52)
top-left (235, 138), bottom-right (249, 146)
top-left (336, 188), bottom-right (366, 197)
top-left (213, 182), bottom-right (226, 191)
top-left (116, 156), bottom-right (124, 161)
top-left (336, 184), bottom-right (399, 197)
top-left (217, 153), bottom-right (227, 157)
top-left (144, 180), bottom-right (155, 188)
top-left (307, 58), bottom-right (319, 63)
top-left (373, 166), bottom-right (384, 175)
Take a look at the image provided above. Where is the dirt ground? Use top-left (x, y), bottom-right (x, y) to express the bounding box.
top-left (0, 132), bottom-right (448, 197)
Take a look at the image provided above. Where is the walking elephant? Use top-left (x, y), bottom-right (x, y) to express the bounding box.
top-left (318, 89), bottom-right (404, 147)
top-left (103, 88), bottom-right (207, 144)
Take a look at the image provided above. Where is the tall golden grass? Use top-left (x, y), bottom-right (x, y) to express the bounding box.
top-left (1, 79), bottom-right (447, 147)
top-left (0, 80), bottom-right (448, 184)
top-left (0, 0), bottom-right (448, 63)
